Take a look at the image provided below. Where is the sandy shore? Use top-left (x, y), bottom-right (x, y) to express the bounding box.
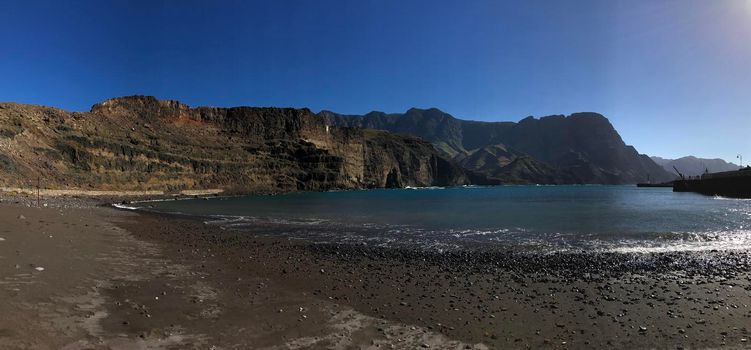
top-left (0, 196), bottom-right (477, 349)
top-left (1, 187), bottom-right (224, 197)
top-left (2, 195), bottom-right (751, 349)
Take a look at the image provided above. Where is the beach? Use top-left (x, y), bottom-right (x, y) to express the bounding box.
top-left (1, 195), bottom-right (751, 349)
top-left (0, 196), bottom-right (475, 349)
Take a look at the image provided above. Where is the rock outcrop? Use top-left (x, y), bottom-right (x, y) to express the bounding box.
top-left (0, 96), bottom-right (479, 193)
top-left (324, 108), bottom-right (674, 184)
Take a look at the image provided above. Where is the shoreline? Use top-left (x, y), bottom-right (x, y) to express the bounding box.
top-left (0, 195), bottom-right (481, 349)
top-left (2, 193), bottom-right (751, 348)
top-left (122, 209), bottom-right (751, 348)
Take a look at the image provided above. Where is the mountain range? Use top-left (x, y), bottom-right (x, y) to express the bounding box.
top-left (651, 156), bottom-right (739, 177)
top-left (1, 96), bottom-right (701, 192)
top-left (0, 96), bottom-right (487, 193)
top-left (323, 108), bottom-right (674, 184)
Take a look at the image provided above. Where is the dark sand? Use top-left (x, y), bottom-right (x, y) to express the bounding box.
top-left (121, 212), bottom-right (751, 349)
top-left (0, 197), bottom-right (475, 349)
top-left (2, 195), bottom-right (751, 349)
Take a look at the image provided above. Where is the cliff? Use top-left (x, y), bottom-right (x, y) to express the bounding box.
top-left (323, 109), bottom-right (673, 184)
top-left (0, 96), bottom-right (478, 193)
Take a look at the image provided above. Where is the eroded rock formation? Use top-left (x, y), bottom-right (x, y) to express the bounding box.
top-left (0, 96), bottom-right (480, 193)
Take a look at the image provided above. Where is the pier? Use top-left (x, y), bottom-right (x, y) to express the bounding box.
top-left (673, 167), bottom-right (751, 198)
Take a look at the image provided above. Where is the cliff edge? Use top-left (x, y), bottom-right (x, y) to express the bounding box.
top-left (0, 96), bottom-right (480, 193)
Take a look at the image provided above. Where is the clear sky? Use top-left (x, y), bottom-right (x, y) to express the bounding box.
top-left (1, 1), bottom-right (749, 163)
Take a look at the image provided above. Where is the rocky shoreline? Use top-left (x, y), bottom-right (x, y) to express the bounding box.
top-left (2, 193), bottom-right (750, 348)
top-left (122, 210), bottom-right (751, 349)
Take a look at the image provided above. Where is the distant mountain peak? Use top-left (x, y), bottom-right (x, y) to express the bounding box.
top-left (364, 110), bottom-right (386, 115)
top-left (537, 114), bottom-right (565, 121)
top-left (404, 107), bottom-right (450, 115)
top-left (651, 155), bottom-right (738, 176)
top-left (518, 112), bottom-right (609, 124)
top-left (569, 112), bottom-right (606, 119)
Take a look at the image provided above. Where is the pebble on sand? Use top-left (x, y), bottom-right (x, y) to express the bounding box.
top-left (0, 237), bottom-right (5, 241)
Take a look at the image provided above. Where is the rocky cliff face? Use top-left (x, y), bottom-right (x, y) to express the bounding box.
top-left (0, 96), bottom-right (477, 193)
top-left (324, 109), bottom-right (673, 184)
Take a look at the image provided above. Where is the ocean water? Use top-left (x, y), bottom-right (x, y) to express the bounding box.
top-left (130, 185), bottom-right (751, 253)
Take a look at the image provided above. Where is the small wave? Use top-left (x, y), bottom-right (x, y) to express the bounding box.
top-left (713, 195), bottom-right (751, 201)
top-left (128, 197), bottom-right (185, 204)
top-left (448, 228), bottom-right (512, 238)
top-left (112, 203), bottom-right (139, 210)
top-left (605, 229), bottom-right (751, 253)
top-left (460, 185), bottom-right (487, 189)
top-left (127, 194), bottom-right (240, 205)
top-left (196, 213), bottom-right (751, 254)
top-left (404, 186), bottom-right (445, 190)
top-left (204, 214), bottom-right (329, 227)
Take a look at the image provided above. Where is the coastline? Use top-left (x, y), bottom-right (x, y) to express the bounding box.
top-left (2, 193), bottom-right (751, 349)
top-left (0, 195), bottom-right (479, 349)
top-left (124, 210), bottom-right (751, 349)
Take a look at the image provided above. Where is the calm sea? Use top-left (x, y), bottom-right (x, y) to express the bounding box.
top-left (128, 186), bottom-right (751, 253)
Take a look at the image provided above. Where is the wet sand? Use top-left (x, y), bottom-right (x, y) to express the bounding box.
top-left (2, 195), bottom-right (751, 349)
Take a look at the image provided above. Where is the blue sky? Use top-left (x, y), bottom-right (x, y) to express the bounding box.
top-left (1, 0), bottom-right (749, 162)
